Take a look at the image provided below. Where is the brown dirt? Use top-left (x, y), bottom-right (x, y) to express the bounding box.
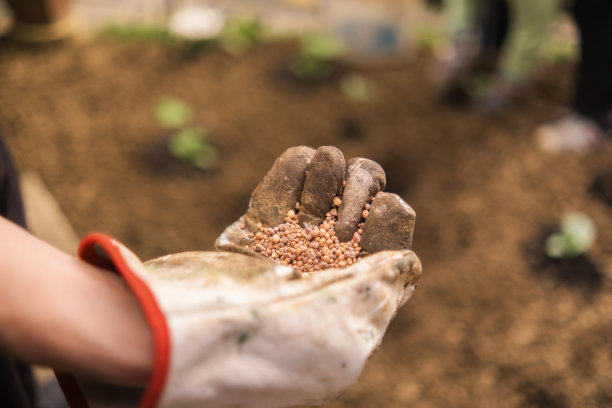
top-left (1, 39), bottom-right (612, 407)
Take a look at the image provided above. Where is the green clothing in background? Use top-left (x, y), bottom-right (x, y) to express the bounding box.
top-left (500, 0), bottom-right (560, 83)
top-left (444, 0), bottom-right (561, 83)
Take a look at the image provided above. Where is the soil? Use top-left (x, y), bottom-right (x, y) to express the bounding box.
top-left (1, 38), bottom-right (611, 407)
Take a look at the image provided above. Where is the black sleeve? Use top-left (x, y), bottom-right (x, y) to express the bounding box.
top-left (0, 136), bottom-right (27, 228)
top-left (0, 133), bottom-right (36, 408)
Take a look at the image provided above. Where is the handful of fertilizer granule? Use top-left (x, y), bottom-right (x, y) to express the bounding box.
top-left (246, 190), bottom-right (382, 275)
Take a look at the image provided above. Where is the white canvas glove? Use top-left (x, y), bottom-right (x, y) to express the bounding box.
top-left (56, 146), bottom-right (422, 408)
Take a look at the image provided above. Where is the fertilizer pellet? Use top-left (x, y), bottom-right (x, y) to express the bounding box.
top-left (249, 191), bottom-right (377, 275)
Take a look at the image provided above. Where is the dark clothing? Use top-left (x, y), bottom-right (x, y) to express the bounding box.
top-left (571, 0), bottom-right (612, 130)
top-left (0, 138), bottom-right (26, 228)
top-left (0, 360), bottom-right (36, 408)
top-left (0, 136), bottom-right (36, 408)
top-left (480, 0), bottom-right (510, 54)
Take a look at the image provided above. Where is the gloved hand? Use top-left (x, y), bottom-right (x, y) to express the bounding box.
top-left (56, 146), bottom-right (422, 408)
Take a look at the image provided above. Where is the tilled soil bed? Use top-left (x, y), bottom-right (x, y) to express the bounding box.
top-left (1, 39), bottom-right (611, 407)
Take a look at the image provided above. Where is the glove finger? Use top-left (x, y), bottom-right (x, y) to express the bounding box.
top-left (360, 192), bottom-right (415, 254)
top-left (298, 146), bottom-right (346, 230)
top-left (215, 216), bottom-right (265, 257)
top-left (335, 158), bottom-right (386, 242)
top-left (246, 146), bottom-right (315, 229)
top-left (343, 249), bottom-right (422, 310)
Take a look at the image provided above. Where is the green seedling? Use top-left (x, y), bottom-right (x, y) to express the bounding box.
top-left (289, 34), bottom-right (344, 80)
top-left (340, 73), bottom-right (373, 102)
top-left (153, 97), bottom-right (218, 170)
top-left (545, 212), bottom-right (596, 259)
top-left (168, 127), bottom-right (218, 170)
top-left (221, 17), bottom-right (263, 55)
top-left (154, 97), bottom-right (194, 129)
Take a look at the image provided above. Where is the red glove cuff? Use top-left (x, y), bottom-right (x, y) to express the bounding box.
top-left (55, 233), bottom-right (170, 408)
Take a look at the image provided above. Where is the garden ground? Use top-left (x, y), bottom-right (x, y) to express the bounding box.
top-left (1, 39), bottom-right (611, 407)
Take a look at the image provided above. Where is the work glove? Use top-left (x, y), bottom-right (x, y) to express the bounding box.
top-left (56, 146), bottom-right (422, 408)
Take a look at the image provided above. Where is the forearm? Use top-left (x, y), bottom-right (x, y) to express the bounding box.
top-left (0, 216), bottom-right (153, 386)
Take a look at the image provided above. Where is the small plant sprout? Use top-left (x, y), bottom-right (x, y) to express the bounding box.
top-left (545, 212), bottom-right (596, 259)
top-left (154, 97), bottom-right (194, 129)
top-left (289, 34), bottom-right (344, 80)
top-left (168, 127), bottom-right (218, 170)
top-left (153, 97), bottom-right (218, 170)
top-left (340, 73), bottom-right (373, 102)
top-left (221, 17), bottom-right (263, 55)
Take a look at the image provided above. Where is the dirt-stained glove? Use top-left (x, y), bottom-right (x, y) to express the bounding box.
top-left (55, 146), bottom-right (422, 408)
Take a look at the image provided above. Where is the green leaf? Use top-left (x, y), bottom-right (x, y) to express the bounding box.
top-left (545, 232), bottom-right (566, 258)
top-left (192, 144), bottom-right (219, 169)
top-left (289, 56), bottom-right (334, 79)
top-left (545, 212), bottom-right (596, 259)
top-left (168, 127), bottom-right (218, 170)
top-left (560, 212), bottom-right (596, 254)
top-left (288, 34), bottom-right (343, 80)
top-left (301, 34), bottom-right (343, 60)
top-left (221, 17), bottom-right (263, 54)
top-left (154, 97), bottom-right (194, 129)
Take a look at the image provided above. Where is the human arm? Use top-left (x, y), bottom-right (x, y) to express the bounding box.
top-left (52, 146), bottom-right (421, 408)
top-left (0, 216), bottom-right (153, 386)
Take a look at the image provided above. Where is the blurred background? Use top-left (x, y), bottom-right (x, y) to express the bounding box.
top-left (1, 0), bottom-right (611, 407)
